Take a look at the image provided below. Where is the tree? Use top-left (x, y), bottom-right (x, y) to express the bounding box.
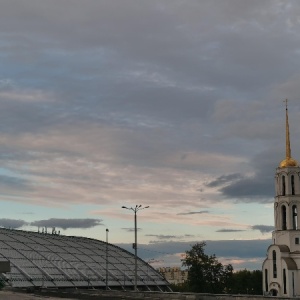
top-left (0, 279), bottom-right (4, 290)
top-left (229, 269), bottom-right (262, 295)
top-left (182, 242), bottom-right (233, 293)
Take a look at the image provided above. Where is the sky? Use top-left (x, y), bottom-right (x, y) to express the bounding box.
top-left (1, 0), bottom-right (300, 271)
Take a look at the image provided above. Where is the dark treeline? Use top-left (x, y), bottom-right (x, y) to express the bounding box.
top-left (170, 242), bottom-right (262, 295)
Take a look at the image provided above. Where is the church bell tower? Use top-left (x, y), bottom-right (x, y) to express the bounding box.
top-left (263, 101), bottom-right (300, 297)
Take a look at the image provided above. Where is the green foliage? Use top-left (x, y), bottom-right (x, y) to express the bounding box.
top-left (0, 279), bottom-right (5, 290)
top-left (182, 242), bottom-right (233, 293)
top-left (169, 282), bottom-right (189, 292)
top-left (180, 242), bottom-right (262, 295)
top-left (229, 269), bottom-right (262, 295)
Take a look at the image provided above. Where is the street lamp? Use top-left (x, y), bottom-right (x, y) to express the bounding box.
top-left (106, 228), bottom-right (109, 290)
top-left (122, 205), bottom-right (149, 291)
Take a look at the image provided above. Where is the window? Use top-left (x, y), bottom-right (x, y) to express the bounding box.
top-left (273, 250), bottom-right (277, 278)
top-left (282, 175), bottom-right (286, 195)
top-left (295, 237), bottom-right (299, 245)
top-left (265, 269), bottom-right (268, 292)
top-left (283, 269), bottom-right (287, 294)
top-left (282, 205), bottom-right (287, 230)
top-left (293, 205), bottom-right (298, 230)
top-left (293, 272), bottom-right (295, 297)
top-left (292, 175), bottom-right (295, 195)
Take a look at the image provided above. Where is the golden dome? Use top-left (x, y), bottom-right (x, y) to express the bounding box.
top-left (279, 157), bottom-right (299, 168)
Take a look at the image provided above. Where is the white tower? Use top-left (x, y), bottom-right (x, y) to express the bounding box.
top-left (263, 101), bottom-right (300, 297)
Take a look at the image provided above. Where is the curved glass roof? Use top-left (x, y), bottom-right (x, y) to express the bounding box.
top-left (0, 228), bottom-right (169, 290)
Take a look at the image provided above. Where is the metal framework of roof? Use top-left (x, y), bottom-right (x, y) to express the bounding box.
top-left (0, 228), bottom-right (170, 291)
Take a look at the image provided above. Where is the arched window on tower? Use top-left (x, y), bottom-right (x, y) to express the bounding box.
top-left (273, 250), bottom-right (277, 278)
top-left (293, 205), bottom-right (298, 230)
top-left (282, 175), bottom-right (286, 196)
top-left (282, 205), bottom-right (287, 230)
top-left (265, 269), bottom-right (268, 292)
top-left (292, 175), bottom-right (295, 195)
top-left (293, 272), bottom-right (295, 297)
top-left (283, 269), bottom-right (287, 294)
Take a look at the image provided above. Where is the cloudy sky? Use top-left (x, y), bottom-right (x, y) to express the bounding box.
top-left (1, 0), bottom-right (300, 270)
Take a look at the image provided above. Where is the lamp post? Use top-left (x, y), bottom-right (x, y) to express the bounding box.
top-left (122, 205), bottom-right (149, 291)
top-left (106, 228), bottom-right (109, 290)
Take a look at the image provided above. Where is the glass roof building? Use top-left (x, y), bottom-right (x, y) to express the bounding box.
top-left (0, 228), bottom-right (170, 291)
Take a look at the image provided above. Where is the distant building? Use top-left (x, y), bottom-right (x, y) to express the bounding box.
top-left (158, 267), bottom-right (188, 285)
top-left (263, 102), bottom-right (300, 297)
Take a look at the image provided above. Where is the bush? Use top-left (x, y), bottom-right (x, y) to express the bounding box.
top-left (0, 279), bottom-right (5, 289)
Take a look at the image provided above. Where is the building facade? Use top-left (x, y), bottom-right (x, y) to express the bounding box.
top-left (158, 267), bottom-right (188, 285)
top-left (262, 104), bottom-right (300, 297)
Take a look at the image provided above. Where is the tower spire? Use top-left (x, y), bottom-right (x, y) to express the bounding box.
top-left (285, 99), bottom-right (291, 160)
top-left (279, 99), bottom-right (298, 168)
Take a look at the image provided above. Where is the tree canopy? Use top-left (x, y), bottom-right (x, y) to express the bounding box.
top-left (182, 241), bottom-right (233, 293)
top-left (229, 269), bottom-right (262, 295)
top-left (180, 242), bottom-right (262, 294)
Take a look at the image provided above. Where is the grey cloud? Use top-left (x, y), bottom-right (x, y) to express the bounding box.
top-left (206, 148), bottom-right (280, 202)
top-left (184, 234), bottom-right (194, 238)
top-left (122, 228), bottom-right (141, 232)
top-left (123, 87), bottom-right (215, 124)
top-left (146, 234), bottom-right (196, 241)
top-left (0, 0), bottom-right (300, 242)
top-left (0, 0), bottom-right (299, 139)
top-left (251, 225), bottom-right (274, 233)
top-left (220, 177), bottom-right (274, 201)
top-left (205, 239), bottom-right (271, 258)
top-left (146, 235), bottom-right (177, 239)
top-left (0, 218), bottom-right (28, 229)
top-left (217, 151), bottom-right (277, 201)
top-left (0, 97), bottom-right (59, 135)
top-left (216, 229), bottom-right (246, 233)
top-left (205, 172), bottom-right (273, 203)
top-left (1, 1), bottom-right (297, 103)
top-left (206, 174), bottom-right (242, 188)
top-left (118, 239), bottom-right (271, 269)
top-left (177, 210), bottom-right (209, 215)
top-left (0, 174), bottom-right (30, 190)
top-left (30, 218), bottom-right (103, 230)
